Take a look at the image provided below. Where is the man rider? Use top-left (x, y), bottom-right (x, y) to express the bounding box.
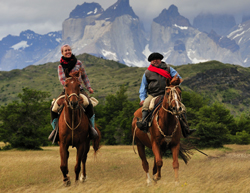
top-left (136, 52), bottom-right (195, 137)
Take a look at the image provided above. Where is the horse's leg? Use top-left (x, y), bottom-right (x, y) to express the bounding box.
top-left (151, 141), bottom-right (162, 181)
top-left (153, 157), bottom-right (157, 176)
top-left (80, 143), bottom-right (90, 183)
top-left (136, 141), bottom-right (152, 185)
top-left (171, 143), bottom-right (180, 184)
top-left (60, 143), bottom-right (71, 186)
top-left (75, 144), bottom-right (85, 183)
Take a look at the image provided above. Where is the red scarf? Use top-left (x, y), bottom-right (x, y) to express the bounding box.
top-left (147, 65), bottom-right (172, 80)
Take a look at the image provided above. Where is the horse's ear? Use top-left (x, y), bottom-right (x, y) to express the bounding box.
top-left (166, 78), bottom-right (170, 86)
top-left (65, 69), bottom-right (70, 78)
top-left (170, 74), bottom-right (181, 85)
top-left (77, 69), bottom-right (82, 78)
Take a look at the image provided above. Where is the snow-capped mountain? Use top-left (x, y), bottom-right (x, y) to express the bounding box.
top-left (36, 0), bottom-right (147, 67)
top-left (1, 0), bottom-right (250, 71)
top-left (0, 30), bottom-right (61, 70)
top-left (193, 13), bottom-right (236, 36)
top-left (227, 20), bottom-right (250, 67)
top-left (148, 5), bottom-right (242, 66)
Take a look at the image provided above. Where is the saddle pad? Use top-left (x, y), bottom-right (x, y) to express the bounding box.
top-left (52, 94), bottom-right (89, 113)
top-left (149, 95), bottom-right (162, 111)
top-left (90, 97), bottom-right (99, 107)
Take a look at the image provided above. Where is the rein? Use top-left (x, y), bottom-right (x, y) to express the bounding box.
top-left (156, 111), bottom-right (179, 145)
top-left (156, 85), bottom-right (184, 144)
top-left (64, 77), bottom-right (83, 146)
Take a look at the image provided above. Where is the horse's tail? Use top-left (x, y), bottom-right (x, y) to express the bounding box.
top-left (179, 142), bottom-right (194, 164)
top-left (92, 126), bottom-right (101, 154)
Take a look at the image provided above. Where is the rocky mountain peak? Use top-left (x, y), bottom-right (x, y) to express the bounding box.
top-left (20, 30), bottom-right (38, 39)
top-left (153, 4), bottom-right (191, 27)
top-left (207, 29), bottom-right (239, 53)
top-left (193, 13), bottom-right (236, 35)
top-left (242, 14), bottom-right (250, 23)
top-left (69, 2), bottom-right (104, 19)
top-left (97, 0), bottom-right (138, 22)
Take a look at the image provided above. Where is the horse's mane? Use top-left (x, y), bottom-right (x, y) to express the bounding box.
top-left (69, 70), bottom-right (81, 77)
top-left (67, 70), bottom-right (82, 84)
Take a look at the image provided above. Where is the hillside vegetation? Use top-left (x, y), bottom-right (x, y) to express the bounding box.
top-left (0, 54), bottom-right (250, 115)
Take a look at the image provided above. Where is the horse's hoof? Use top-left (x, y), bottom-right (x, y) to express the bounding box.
top-left (64, 180), bottom-right (71, 187)
top-left (146, 177), bottom-right (152, 186)
top-left (153, 175), bottom-right (161, 181)
top-left (146, 179), bottom-right (152, 186)
top-left (63, 176), bottom-right (71, 187)
top-left (75, 180), bottom-right (79, 186)
top-left (79, 174), bottom-right (87, 182)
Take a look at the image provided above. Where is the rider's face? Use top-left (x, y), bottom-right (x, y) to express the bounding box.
top-left (151, 59), bottom-right (161, 67)
top-left (62, 46), bottom-right (72, 58)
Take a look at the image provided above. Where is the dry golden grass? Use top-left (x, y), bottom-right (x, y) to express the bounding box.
top-left (0, 144), bottom-right (250, 193)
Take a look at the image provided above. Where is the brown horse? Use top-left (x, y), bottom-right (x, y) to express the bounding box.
top-left (58, 70), bottom-right (101, 186)
top-left (132, 75), bottom-right (191, 185)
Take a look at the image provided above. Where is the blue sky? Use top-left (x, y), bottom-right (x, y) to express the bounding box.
top-left (0, 0), bottom-right (249, 40)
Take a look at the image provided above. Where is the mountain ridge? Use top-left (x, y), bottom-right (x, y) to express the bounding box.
top-left (1, 0), bottom-right (250, 70)
top-left (0, 53), bottom-right (249, 115)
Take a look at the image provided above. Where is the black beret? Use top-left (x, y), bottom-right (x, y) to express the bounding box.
top-left (148, 52), bottom-right (164, 62)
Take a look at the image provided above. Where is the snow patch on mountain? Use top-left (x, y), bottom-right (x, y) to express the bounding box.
top-left (11, 41), bottom-right (29, 50)
top-left (174, 24), bottom-right (188, 30)
top-left (101, 50), bottom-right (118, 61)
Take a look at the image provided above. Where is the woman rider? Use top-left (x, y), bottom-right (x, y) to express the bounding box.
top-left (49, 44), bottom-right (98, 141)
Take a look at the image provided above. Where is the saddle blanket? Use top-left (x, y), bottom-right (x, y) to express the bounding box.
top-left (51, 94), bottom-right (98, 113)
top-left (149, 95), bottom-right (162, 111)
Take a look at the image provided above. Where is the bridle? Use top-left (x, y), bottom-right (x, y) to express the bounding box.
top-left (162, 85), bottom-right (185, 115)
top-left (156, 85), bottom-right (185, 144)
top-left (64, 77), bottom-right (84, 145)
top-left (65, 77), bottom-right (81, 110)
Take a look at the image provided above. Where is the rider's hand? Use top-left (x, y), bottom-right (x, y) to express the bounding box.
top-left (139, 100), bottom-right (144, 106)
top-left (89, 88), bottom-right (94, 94)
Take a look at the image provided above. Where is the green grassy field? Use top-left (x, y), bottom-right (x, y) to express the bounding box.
top-left (0, 144), bottom-right (250, 193)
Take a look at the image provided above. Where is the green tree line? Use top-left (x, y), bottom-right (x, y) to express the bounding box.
top-left (0, 87), bottom-right (250, 150)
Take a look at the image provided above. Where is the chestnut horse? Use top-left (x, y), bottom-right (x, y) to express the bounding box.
top-left (132, 75), bottom-right (191, 185)
top-left (58, 70), bottom-right (101, 186)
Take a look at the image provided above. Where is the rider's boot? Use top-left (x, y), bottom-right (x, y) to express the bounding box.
top-left (85, 103), bottom-right (99, 140)
top-left (48, 110), bottom-right (59, 142)
top-left (136, 110), bottom-right (149, 133)
top-left (89, 114), bottom-right (98, 140)
top-left (179, 113), bottom-right (196, 138)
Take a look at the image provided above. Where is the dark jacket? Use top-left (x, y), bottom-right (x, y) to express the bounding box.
top-left (145, 62), bottom-right (171, 97)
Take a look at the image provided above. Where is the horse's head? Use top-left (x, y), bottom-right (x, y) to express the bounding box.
top-left (64, 69), bottom-right (81, 109)
top-left (164, 74), bottom-right (183, 115)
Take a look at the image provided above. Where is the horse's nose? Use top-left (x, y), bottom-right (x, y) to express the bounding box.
top-left (70, 101), bottom-right (78, 108)
top-left (179, 106), bottom-right (182, 112)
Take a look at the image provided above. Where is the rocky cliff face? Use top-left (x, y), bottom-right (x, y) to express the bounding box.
top-left (37, 0), bottom-right (147, 67)
top-left (1, 1), bottom-right (250, 70)
top-left (193, 13), bottom-right (236, 35)
top-left (207, 30), bottom-right (239, 53)
top-left (62, 2), bottom-right (104, 42)
top-left (227, 20), bottom-right (250, 67)
top-left (149, 5), bottom-right (242, 66)
top-left (153, 5), bottom-right (191, 27)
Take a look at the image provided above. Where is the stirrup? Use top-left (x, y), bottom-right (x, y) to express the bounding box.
top-left (89, 125), bottom-right (98, 140)
top-left (136, 121), bottom-right (148, 133)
